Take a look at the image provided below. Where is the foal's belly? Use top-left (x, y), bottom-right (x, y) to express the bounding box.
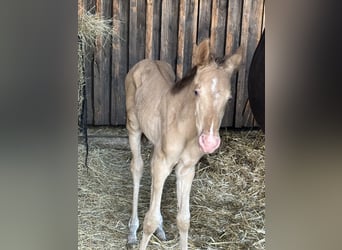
top-left (136, 106), bottom-right (160, 145)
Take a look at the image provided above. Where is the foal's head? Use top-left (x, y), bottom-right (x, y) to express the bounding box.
top-left (192, 40), bottom-right (242, 153)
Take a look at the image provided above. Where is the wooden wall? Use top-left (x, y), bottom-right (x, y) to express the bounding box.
top-left (79, 0), bottom-right (265, 127)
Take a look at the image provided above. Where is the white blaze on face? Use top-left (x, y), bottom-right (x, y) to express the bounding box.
top-left (211, 77), bottom-right (217, 93)
top-left (209, 121), bottom-right (214, 136)
top-left (209, 78), bottom-right (218, 136)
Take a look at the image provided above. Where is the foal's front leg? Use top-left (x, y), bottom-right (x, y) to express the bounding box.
top-left (175, 162), bottom-right (196, 250)
top-left (139, 152), bottom-right (173, 250)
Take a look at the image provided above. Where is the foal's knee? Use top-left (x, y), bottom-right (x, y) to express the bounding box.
top-left (143, 211), bottom-right (162, 235)
top-left (130, 158), bottom-right (143, 177)
top-left (177, 213), bottom-right (190, 232)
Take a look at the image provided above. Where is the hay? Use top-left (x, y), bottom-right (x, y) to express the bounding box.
top-left (77, 7), bottom-right (121, 124)
top-left (78, 127), bottom-right (265, 249)
top-left (78, 7), bottom-right (119, 48)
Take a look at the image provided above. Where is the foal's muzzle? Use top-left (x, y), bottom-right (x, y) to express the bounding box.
top-left (199, 133), bottom-right (221, 154)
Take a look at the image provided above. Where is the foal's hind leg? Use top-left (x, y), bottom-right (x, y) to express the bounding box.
top-left (127, 126), bottom-right (144, 245)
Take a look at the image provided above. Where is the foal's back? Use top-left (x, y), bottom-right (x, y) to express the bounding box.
top-left (125, 59), bottom-right (175, 143)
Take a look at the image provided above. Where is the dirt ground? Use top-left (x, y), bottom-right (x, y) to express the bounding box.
top-left (78, 127), bottom-right (265, 250)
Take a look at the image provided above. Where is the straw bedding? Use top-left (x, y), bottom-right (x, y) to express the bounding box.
top-left (78, 127), bottom-right (265, 249)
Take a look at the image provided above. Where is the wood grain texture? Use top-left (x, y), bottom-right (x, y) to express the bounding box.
top-left (160, 0), bottom-right (179, 70)
top-left (176, 0), bottom-right (186, 79)
top-left (128, 0), bottom-right (146, 69)
top-left (197, 0), bottom-right (212, 43)
top-left (145, 0), bottom-right (153, 59)
top-left (93, 0), bottom-right (111, 125)
top-left (152, 0), bottom-right (162, 60)
top-left (221, 0), bottom-right (243, 127)
top-left (111, 0), bottom-right (128, 125)
top-left (191, 0), bottom-right (199, 67)
top-left (81, 0), bottom-right (95, 124)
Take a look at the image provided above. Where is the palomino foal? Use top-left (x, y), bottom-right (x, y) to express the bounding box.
top-left (125, 39), bottom-right (242, 250)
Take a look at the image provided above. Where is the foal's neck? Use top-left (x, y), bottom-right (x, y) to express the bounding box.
top-left (167, 81), bottom-right (196, 117)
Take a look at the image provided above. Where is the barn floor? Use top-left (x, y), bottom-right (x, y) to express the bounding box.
top-left (78, 127), bottom-right (265, 250)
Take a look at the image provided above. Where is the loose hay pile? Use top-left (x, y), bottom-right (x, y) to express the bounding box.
top-left (78, 127), bottom-right (265, 249)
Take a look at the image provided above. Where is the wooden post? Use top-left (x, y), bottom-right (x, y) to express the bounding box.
top-left (93, 0), bottom-right (111, 125)
top-left (221, 0), bottom-right (243, 127)
top-left (160, 0), bottom-right (179, 71)
top-left (111, 0), bottom-right (128, 125)
top-left (128, 0), bottom-right (146, 69)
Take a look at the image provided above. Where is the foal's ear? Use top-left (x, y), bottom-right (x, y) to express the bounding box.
top-left (223, 47), bottom-right (244, 73)
top-left (194, 39), bottom-right (212, 66)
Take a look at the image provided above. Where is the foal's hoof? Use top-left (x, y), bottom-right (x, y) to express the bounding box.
top-left (126, 240), bottom-right (138, 250)
top-left (155, 228), bottom-right (167, 241)
top-left (126, 236), bottom-right (138, 249)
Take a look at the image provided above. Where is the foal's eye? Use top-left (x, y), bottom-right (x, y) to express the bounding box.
top-left (194, 90), bottom-right (199, 96)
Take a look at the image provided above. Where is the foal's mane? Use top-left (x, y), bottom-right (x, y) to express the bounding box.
top-left (170, 55), bottom-right (226, 95)
top-left (171, 66), bottom-right (198, 94)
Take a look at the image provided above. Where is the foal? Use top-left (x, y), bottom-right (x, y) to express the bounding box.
top-left (125, 39), bottom-right (242, 250)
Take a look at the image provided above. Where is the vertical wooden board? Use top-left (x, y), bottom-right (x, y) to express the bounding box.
top-left (209, 0), bottom-right (218, 55)
top-left (145, 0), bottom-right (153, 59)
top-left (93, 0), bottom-right (112, 125)
top-left (182, 0), bottom-right (196, 75)
top-left (235, 0), bottom-right (264, 128)
top-left (177, 0), bottom-right (198, 78)
top-left (160, 0), bottom-right (179, 71)
top-left (221, 0), bottom-right (243, 127)
top-left (151, 0), bottom-right (162, 60)
top-left (176, 0), bottom-right (186, 79)
top-left (145, 0), bottom-right (161, 60)
top-left (210, 0), bottom-right (228, 57)
top-left (197, 0), bottom-right (212, 43)
top-left (80, 0), bottom-right (96, 124)
top-left (128, 0), bottom-right (146, 69)
top-left (81, 0), bottom-right (95, 10)
top-left (111, 0), bottom-right (128, 125)
top-left (84, 45), bottom-right (94, 125)
top-left (191, 0), bottom-right (199, 67)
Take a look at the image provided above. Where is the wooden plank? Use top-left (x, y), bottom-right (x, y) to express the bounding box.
top-left (221, 0), bottom-right (243, 127)
top-left (210, 0), bottom-right (228, 57)
top-left (197, 0), bottom-right (212, 43)
top-left (80, 0), bottom-right (95, 11)
top-left (191, 0), bottom-right (199, 67)
top-left (145, 0), bottom-right (153, 59)
top-left (128, 0), bottom-right (146, 69)
top-left (80, 0), bottom-right (96, 124)
top-left (182, 0), bottom-right (196, 75)
top-left (179, 0), bottom-right (199, 78)
top-left (235, 0), bottom-right (264, 128)
top-left (151, 0), bottom-right (162, 60)
top-left (176, 0), bottom-right (186, 79)
top-left (160, 0), bottom-right (179, 71)
top-left (209, 0), bottom-right (218, 55)
top-left (111, 0), bottom-right (128, 125)
top-left (93, 0), bottom-right (111, 125)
